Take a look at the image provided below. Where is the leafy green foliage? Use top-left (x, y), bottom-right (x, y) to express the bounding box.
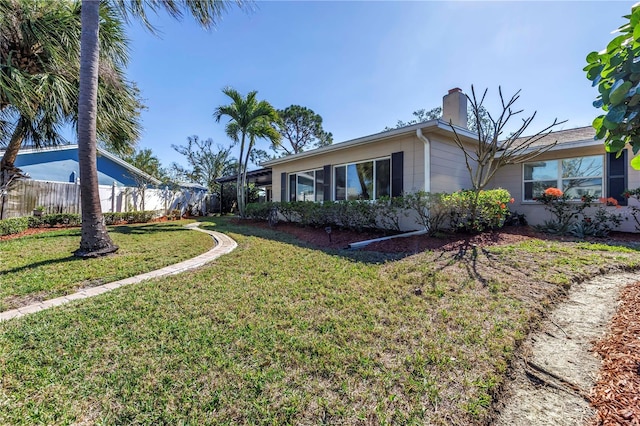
top-left (171, 136), bottom-right (236, 193)
top-left (0, 211), bottom-right (160, 237)
top-left (273, 105), bottom-right (333, 156)
top-left (30, 213), bottom-right (81, 228)
top-left (534, 190), bottom-right (624, 237)
top-left (402, 191), bottom-right (449, 235)
top-left (0, 216), bottom-right (29, 236)
top-left (383, 105), bottom-right (492, 135)
top-left (214, 87), bottom-right (280, 217)
top-left (0, 0), bottom-right (142, 162)
top-left (249, 189), bottom-right (513, 235)
top-left (121, 148), bottom-right (168, 181)
top-left (443, 189), bottom-right (513, 233)
top-left (103, 211), bottom-right (156, 225)
top-left (585, 4), bottom-right (640, 166)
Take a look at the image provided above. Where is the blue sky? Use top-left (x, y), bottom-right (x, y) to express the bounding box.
top-left (120, 1), bottom-right (633, 170)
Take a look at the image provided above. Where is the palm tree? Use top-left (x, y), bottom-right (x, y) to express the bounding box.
top-left (0, 0), bottom-right (141, 194)
top-left (75, 0), bottom-right (246, 257)
top-left (214, 87), bottom-right (280, 217)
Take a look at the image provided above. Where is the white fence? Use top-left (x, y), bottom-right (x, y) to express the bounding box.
top-left (0, 180), bottom-right (209, 219)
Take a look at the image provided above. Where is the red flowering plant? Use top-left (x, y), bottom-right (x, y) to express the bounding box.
top-left (535, 187), bottom-right (625, 237)
top-left (533, 187), bottom-right (595, 235)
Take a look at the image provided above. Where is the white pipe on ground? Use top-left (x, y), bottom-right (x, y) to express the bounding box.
top-left (349, 128), bottom-right (433, 250)
top-left (347, 228), bottom-right (428, 250)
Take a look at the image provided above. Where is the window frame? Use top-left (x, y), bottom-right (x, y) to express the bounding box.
top-left (333, 157), bottom-right (391, 201)
top-left (287, 168), bottom-right (324, 202)
top-left (522, 154), bottom-right (605, 201)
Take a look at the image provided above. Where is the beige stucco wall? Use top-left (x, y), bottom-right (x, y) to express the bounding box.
top-left (490, 145), bottom-right (640, 232)
top-left (270, 132), bottom-right (426, 201)
top-left (429, 136), bottom-right (474, 193)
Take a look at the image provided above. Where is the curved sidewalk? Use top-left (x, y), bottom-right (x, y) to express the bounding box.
top-left (0, 223), bottom-right (237, 322)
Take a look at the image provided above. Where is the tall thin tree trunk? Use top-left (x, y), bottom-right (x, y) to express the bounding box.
top-left (241, 141), bottom-right (252, 215)
top-left (74, 0), bottom-right (118, 257)
top-left (0, 124), bottom-right (28, 219)
top-left (236, 133), bottom-right (246, 217)
top-left (0, 119), bottom-right (27, 172)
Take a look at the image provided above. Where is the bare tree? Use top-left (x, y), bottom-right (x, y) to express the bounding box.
top-left (449, 86), bottom-right (566, 193)
top-left (445, 86), bottom-right (566, 232)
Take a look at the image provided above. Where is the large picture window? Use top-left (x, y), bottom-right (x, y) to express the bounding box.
top-left (334, 158), bottom-right (390, 201)
top-left (288, 169), bottom-right (324, 201)
top-left (523, 155), bottom-right (603, 200)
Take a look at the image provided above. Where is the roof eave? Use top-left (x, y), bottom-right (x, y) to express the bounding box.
top-left (4, 144), bottom-right (162, 186)
top-left (261, 119), bottom-right (477, 167)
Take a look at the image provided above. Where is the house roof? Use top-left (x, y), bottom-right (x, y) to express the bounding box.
top-left (3, 144), bottom-right (162, 185)
top-left (515, 125), bottom-right (600, 151)
top-left (261, 119), bottom-right (478, 167)
top-left (176, 182), bottom-right (208, 191)
top-left (216, 168), bottom-right (273, 185)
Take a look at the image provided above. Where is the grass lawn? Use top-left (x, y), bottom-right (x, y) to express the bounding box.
top-left (1, 217), bottom-right (639, 424)
top-left (0, 220), bottom-right (213, 312)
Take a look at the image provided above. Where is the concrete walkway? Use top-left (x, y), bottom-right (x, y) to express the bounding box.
top-left (0, 223), bottom-right (237, 322)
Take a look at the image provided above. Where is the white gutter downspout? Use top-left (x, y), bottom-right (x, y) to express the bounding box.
top-left (346, 129), bottom-right (433, 250)
top-left (416, 128), bottom-right (431, 193)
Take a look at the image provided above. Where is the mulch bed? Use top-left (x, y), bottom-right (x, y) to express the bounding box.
top-left (590, 281), bottom-right (640, 426)
top-left (0, 226), bottom-right (79, 241)
top-left (239, 219), bottom-right (640, 253)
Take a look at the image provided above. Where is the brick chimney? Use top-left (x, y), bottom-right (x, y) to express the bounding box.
top-left (442, 88), bottom-right (467, 128)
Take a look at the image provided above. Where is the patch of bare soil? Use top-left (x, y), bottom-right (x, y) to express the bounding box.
top-left (589, 281), bottom-right (640, 425)
top-left (493, 273), bottom-right (640, 426)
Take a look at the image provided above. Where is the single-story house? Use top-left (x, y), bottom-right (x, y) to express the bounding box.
top-left (0, 144), bottom-right (208, 218)
top-left (260, 88), bottom-right (640, 232)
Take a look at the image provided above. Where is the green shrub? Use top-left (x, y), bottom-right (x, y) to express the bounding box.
top-left (0, 217), bottom-right (29, 236)
top-left (444, 189), bottom-right (513, 233)
top-left (373, 196), bottom-right (406, 232)
top-left (168, 209), bottom-right (182, 220)
top-left (276, 202), bottom-right (300, 223)
top-left (329, 200), bottom-right (377, 231)
top-left (43, 214), bottom-right (81, 227)
top-left (245, 202), bottom-right (275, 221)
top-left (533, 188), bottom-right (623, 237)
top-left (403, 191), bottom-right (449, 235)
top-left (104, 211), bottom-right (156, 225)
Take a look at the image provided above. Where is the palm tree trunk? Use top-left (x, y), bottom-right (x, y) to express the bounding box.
top-left (0, 120), bottom-right (27, 192)
top-left (74, 0), bottom-right (118, 257)
top-left (0, 120), bottom-right (27, 172)
top-left (236, 133), bottom-right (246, 217)
top-left (241, 141), bottom-right (253, 215)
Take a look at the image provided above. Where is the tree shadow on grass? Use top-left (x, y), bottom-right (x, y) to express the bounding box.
top-left (108, 223), bottom-right (190, 235)
top-left (0, 254), bottom-right (82, 276)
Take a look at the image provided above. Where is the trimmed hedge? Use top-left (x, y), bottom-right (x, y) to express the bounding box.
top-left (0, 210), bottom-right (159, 237)
top-left (245, 188), bottom-right (515, 234)
top-left (0, 217), bottom-right (29, 236)
top-left (104, 211), bottom-right (156, 225)
top-left (443, 189), bottom-right (513, 233)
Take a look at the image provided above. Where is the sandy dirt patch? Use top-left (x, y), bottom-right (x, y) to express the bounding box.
top-left (493, 272), bottom-right (639, 426)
